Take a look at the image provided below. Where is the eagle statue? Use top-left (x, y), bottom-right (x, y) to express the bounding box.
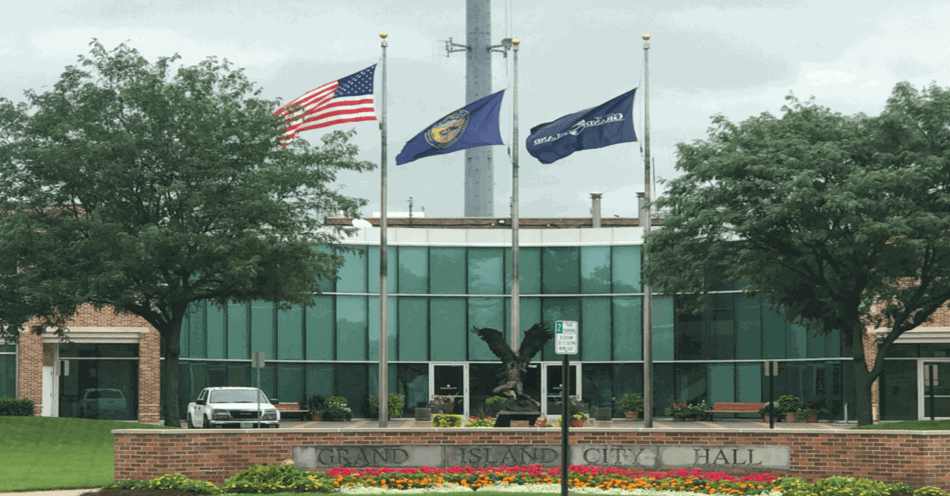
top-left (472, 321), bottom-right (553, 412)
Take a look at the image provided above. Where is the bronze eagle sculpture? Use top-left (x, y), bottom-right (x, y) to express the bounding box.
top-left (472, 321), bottom-right (553, 411)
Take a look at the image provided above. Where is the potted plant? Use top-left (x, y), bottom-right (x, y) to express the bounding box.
top-left (693, 400), bottom-right (712, 421)
top-left (305, 394), bottom-right (327, 421)
top-left (777, 395), bottom-right (803, 422)
top-left (323, 396), bottom-right (352, 421)
top-left (556, 412), bottom-right (589, 427)
top-left (369, 393), bottom-right (405, 420)
top-left (618, 393), bottom-right (644, 420)
top-left (664, 402), bottom-right (693, 421)
top-left (759, 401), bottom-right (778, 422)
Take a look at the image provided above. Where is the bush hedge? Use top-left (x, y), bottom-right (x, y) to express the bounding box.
top-left (0, 398), bottom-right (35, 416)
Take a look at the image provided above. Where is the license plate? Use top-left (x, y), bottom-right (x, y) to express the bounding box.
top-left (240, 422), bottom-right (254, 428)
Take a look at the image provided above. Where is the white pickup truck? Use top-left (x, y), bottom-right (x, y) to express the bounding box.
top-left (186, 387), bottom-right (280, 428)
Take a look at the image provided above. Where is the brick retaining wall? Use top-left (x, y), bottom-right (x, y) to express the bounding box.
top-left (114, 427), bottom-right (950, 489)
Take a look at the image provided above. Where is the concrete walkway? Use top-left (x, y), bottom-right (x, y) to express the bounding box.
top-left (276, 418), bottom-right (855, 430)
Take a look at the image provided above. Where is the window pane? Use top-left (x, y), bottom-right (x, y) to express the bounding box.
top-left (708, 363), bottom-right (735, 404)
top-left (227, 302), bottom-right (249, 360)
top-left (336, 296), bottom-right (367, 360)
top-left (398, 298), bottom-right (428, 361)
top-left (762, 305), bottom-right (786, 359)
top-left (736, 297), bottom-right (762, 359)
top-left (206, 304), bottom-right (226, 359)
top-left (368, 296), bottom-right (397, 361)
top-left (277, 305), bottom-right (304, 360)
top-left (652, 297), bottom-right (675, 361)
top-left (395, 364), bottom-right (429, 417)
top-left (336, 249), bottom-right (367, 293)
top-left (305, 296), bottom-right (334, 361)
top-left (611, 246), bottom-right (641, 293)
top-left (430, 299), bottom-right (466, 361)
top-left (368, 246), bottom-right (397, 294)
top-left (431, 248), bottom-right (466, 294)
top-left (582, 298), bottom-right (611, 361)
top-left (542, 298), bottom-right (580, 360)
top-left (277, 363), bottom-right (305, 404)
top-left (882, 360), bottom-right (918, 421)
top-left (787, 322), bottom-right (807, 359)
top-left (314, 245), bottom-right (336, 293)
top-left (582, 364), bottom-right (614, 411)
top-left (612, 363), bottom-right (643, 416)
top-left (469, 298), bottom-right (505, 361)
top-left (737, 363), bottom-right (762, 403)
top-left (189, 302), bottom-right (206, 359)
top-left (251, 301), bottom-right (275, 358)
top-left (581, 246), bottom-right (611, 293)
top-left (398, 247), bottom-right (429, 293)
top-left (468, 248), bottom-right (504, 295)
top-left (506, 247), bottom-right (541, 294)
top-left (335, 364), bottom-right (368, 417)
top-left (506, 297), bottom-right (542, 361)
top-left (305, 363), bottom-right (334, 398)
top-left (542, 247), bottom-right (579, 294)
top-left (709, 294), bottom-right (735, 360)
top-left (612, 297), bottom-right (641, 361)
top-left (675, 301), bottom-right (703, 360)
top-left (0, 352), bottom-right (16, 398)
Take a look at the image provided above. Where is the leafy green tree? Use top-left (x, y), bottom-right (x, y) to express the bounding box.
top-left (644, 83), bottom-right (950, 426)
top-left (0, 41), bottom-right (374, 426)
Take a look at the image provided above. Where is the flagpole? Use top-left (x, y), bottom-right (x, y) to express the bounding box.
top-left (641, 33), bottom-right (653, 429)
top-left (510, 38), bottom-right (521, 353)
top-left (378, 31), bottom-right (389, 428)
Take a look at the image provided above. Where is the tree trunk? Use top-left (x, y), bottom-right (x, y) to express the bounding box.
top-left (159, 325), bottom-right (182, 428)
top-left (851, 323), bottom-right (874, 426)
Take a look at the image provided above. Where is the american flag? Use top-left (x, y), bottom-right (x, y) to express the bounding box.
top-left (275, 65), bottom-right (377, 146)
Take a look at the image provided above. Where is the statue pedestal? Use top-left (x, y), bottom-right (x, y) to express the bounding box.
top-left (494, 410), bottom-right (541, 427)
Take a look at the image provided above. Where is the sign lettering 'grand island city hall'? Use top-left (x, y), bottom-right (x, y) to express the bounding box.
top-left (293, 445), bottom-right (791, 470)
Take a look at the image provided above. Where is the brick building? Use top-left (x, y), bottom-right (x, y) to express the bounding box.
top-left (2, 214), bottom-right (949, 424)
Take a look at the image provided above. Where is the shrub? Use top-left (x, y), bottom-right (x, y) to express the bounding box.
top-left (105, 473), bottom-right (220, 494)
top-left (222, 463), bottom-right (332, 494)
top-left (777, 395), bottom-right (804, 413)
top-left (305, 394), bottom-right (326, 415)
top-left (617, 392), bottom-right (644, 412)
top-left (431, 413), bottom-right (464, 427)
top-left (484, 395), bottom-right (507, 416)
top-left (465, 415), bottom-right (495, 427)
top-left (556, 413), bottom-right (589, 427)
top-left (914, 487), bottom-right (948, 496)
top-left (322, 396), bottom-right (352, 421)
top-left (368, 393), bottom-right (405, 418)
top-left (0, 398), bottom-right (35, 416)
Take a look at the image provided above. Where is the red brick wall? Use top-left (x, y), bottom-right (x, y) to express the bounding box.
top-left (16, 332), bottom-right (43, 415)
top-left (114, 428), bottom-right (950, 490)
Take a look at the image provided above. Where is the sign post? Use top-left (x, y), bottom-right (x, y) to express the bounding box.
top-left (555, 320), bottom-right (577, 496)
top-left (252, 352), bottom-right (265, 429)
top-left (763, 360), bottom-right (778, 429)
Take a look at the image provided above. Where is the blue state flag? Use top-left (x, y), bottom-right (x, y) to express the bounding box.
top-left (526, 88), bottom-right (637, 164)
top-left (396, 90), bottom-right (505, 165)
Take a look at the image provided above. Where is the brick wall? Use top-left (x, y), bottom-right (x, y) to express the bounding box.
top-left (16, 332), bottom-right (43, 415)
top-left (138, 329), bottom-right (161, 424)
top-left (114, 428), bottom-right (950, 490)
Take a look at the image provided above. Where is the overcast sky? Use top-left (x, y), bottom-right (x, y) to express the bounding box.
top-left (2, 0), bottom-right (948, 218)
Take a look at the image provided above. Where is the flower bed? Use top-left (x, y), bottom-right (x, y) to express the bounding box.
top-left (104, 464), bottom-right (950, 496)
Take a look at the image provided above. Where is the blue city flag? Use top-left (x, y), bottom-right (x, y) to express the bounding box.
top-left (526, 88), bottom-right (637, 164)
top-left (396, 90), bottom-right (505, 165)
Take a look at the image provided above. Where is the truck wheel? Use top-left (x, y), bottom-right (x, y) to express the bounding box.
top-left (187, 414), bottom-right (194, 429)
top-left (203, 415), bottom-right (211, 429)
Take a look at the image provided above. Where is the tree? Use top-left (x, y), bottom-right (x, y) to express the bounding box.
top-left (0, 41), bottom-right (375, 427)
top-left (643, 83), bottom-right (950, 426)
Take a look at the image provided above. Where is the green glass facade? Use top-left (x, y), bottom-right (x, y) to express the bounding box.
top-left (178, 242), bottom-right (855, 419)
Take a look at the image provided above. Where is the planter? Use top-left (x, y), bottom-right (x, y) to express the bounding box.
top-left (762, 413), bottom-right (769, 423)
top-left (804, 413), bottom-right (819, 423)
top-left (784, 412), bottom-right (798, 423)
top-left (673, 416), bottom-right (687, 422)
top-left (624, 410), bottom-right (639, 421)
top-left (570, 419), bottom-right (585, 427)
top-left (311, 411), bottom-right (323, 422)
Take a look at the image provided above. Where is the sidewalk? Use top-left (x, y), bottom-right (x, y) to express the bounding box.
top-left (0, 489), bottom-right (98, 496)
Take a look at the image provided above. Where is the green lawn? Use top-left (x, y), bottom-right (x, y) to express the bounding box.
top-left (0, 416), bottom-right (175, 492)
top-left (853, 419), bottom-right (950, 430)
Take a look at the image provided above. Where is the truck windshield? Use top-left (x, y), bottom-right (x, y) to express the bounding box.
top-left (209, 389), bottom-right (267, 404)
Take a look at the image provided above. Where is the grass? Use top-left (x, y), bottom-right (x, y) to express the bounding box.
top-left (0, 416), bottom-right (176, 492)
top-left (853, 419), bottom-right (950, 430)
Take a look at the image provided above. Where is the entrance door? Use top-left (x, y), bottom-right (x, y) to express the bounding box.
top-left (430, 364), bottom-right (468, 417)
top-left (541, 363), bottom-right (580, 417)
top-left (920, 361), bottom-right (950, 419)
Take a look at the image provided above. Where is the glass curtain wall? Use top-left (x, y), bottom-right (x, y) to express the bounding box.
top-left (177, 243), bottom-right (850, 419)
top-left (58, 344), bottom-right (138, 420)
top-left (0, 345), bottom-right (15, 398)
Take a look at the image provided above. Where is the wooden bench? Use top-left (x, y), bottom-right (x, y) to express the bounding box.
top-left (274, 402), bottom-right (311, 420)
top-left (704, 402), bottom-right (767, 418)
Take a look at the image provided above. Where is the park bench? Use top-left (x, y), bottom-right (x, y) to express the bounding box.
top-left (704, 402), bottom-right (767, 418)
top-left (275, 402), bottom-right (311, 420)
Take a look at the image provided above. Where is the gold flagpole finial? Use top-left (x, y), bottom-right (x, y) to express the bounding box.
top-left (642, 34), bottom-right (651, 40)
top-left (380, 32), bottom-right (388, 39)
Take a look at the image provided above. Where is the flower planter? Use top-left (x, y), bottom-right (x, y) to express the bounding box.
top-left (624, 410), bottom-right (639, 421)
top-left (804, 413), bottom-right (819, 423)
top-left (761, 413), bottom-right (769, 423)
top-left (784, 412), bottom-right (798, 423)
top-left (311, 411), bottom-right (323, 422)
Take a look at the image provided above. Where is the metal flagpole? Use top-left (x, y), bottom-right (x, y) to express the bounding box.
top-left (641, 33), bottom-right (653, 429)
top-left (378, 32), bottom-right (389, 428)
top-left (510, 38), bottom-right (521, 352)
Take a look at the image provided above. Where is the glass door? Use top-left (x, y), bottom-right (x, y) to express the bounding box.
top-left (541, 363), bottom-right (580, 417)
top-left (430, 364), bottom-right (467, 417)
top-left (921, 361), bottom-right (950, 420)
